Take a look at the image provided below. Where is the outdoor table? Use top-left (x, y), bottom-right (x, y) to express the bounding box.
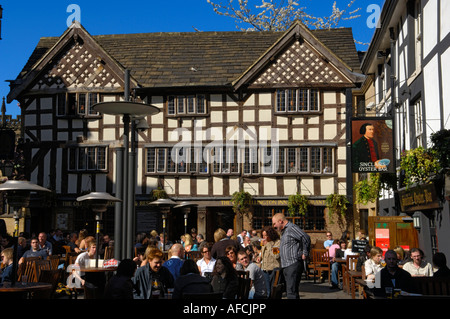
top-left (0, 282), bottom-right (53, 299)
top-left (81, 267), bottom-right (118, 296)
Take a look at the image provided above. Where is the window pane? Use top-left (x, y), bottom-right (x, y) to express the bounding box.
top-left (199, 147), bottom-right (208, 173)
top-left (287, 89), bottom-right (296, 112)
top-left (263, 147), bottom-right (273, 174)
top-left (167, 148), bottom-right (176, 173)
top-left (88, 93), bottom-right (98, 115)
top-left (299, 147), bottom-right (308, 172)
top-left (276, 90), bottom-right (286, 112)
top-left (197, 95), bottom-right (206, 114)
top-left (69, 148), bottom-right (76, 170)
top-left (68, 93), bottom-right (77, 115)
top-left (78, 93), bottom-right (86, 115)
top-left (187, 96), bottom-right (195, 113)
top-left (168, 96), bottom-right (175, 115)
top-left (310, 89), bottom-right (319, 111)
top-left (87, 147), bottom-right (96, 170)
top-left (311, 147), bottom-right (321, 173)
top-left (177, 96), bottom-right (185, 114)
top-left (157, 149), bottom-right (166, 172)
top-left (323, 148), bottom-right (333, 173)
top-left (298, 89), bottom-right (308, 111)
top-left (147, 148), bottom-right (156, 173)
top-left (78, 148), bottom-right (86, 169)
top-left (97, 147), bottom-right (106, 170)
top-left (287, 148), bottom-right (297, 173)
top-left (276, 148), bottom-right (285, 173)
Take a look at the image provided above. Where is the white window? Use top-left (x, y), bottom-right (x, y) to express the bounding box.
top-left (69, 146), bottom-right (107, 171)
top-left (414, 99), bottom-right (424, 147)
top-left (167, 95), bottom-right (207, 115)
top-left (276, 89), bottom-right (320, 113)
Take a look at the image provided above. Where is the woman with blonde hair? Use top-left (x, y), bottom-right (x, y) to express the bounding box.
top-left (211, 228), bottom-right (240, 259)
top-left (183, 234), bottom-right (198, 252)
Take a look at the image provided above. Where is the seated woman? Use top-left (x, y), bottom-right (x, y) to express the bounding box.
top-left (364, 246), bottom-right (383, 281)
top-left (133, 247), bottom-right (174, 299)
top-left (402, 248), bottom-right (434, 277)
top-left (210, 256), bottom-right (239, 299)
top-left (225, 245), bottom-right (239, 269)
top-left (172, 259), bottom-right (212, 299)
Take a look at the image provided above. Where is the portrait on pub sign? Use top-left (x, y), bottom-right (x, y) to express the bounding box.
top-left (351, 118), bottom-right (394, 173)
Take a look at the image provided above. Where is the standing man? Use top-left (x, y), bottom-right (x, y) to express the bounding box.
top-left (272, 213), bottom-right (310, 299)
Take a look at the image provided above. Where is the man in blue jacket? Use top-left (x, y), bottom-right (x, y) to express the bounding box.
top-left (162, 243), bottom-right (185, 281)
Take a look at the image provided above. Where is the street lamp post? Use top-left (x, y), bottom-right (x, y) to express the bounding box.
top-left (150, 198), bottom-right (177, 251)
top-left (76, 192), bottom-right (121, 267)
top-left (92, 100), bottom-right (159, 260)
top-left (0, 180), bottom-right (50, 286)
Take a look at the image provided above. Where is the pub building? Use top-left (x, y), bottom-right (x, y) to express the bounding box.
top-left (6, 21), bottom-right (364, 245)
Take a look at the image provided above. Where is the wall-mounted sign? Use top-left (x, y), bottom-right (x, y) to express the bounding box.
top-left (398, 184), bottom-right (440, 212)
top-left (351, 118), bottom-right (394, 173)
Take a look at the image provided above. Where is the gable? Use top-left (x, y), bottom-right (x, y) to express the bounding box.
top-left (233, 22), bottom-right (364, 90)
top-left (250, 39), bottom-right (352, 88)
top-left (8, 23), bottom-right (134, 103)
top-left (32, 37), bottom-right (124, 91)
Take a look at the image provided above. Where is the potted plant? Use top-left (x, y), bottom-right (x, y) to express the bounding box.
top-left (399, 147), bottom-right (441, 190)
top-left (231, 190), bottom-right (253, 217)
top-left (151, 187), bottom-right (168, 200)
top-left (287, 193), bottom-right (309, 216)
top-left (431, 129), bottom-right (450, 200)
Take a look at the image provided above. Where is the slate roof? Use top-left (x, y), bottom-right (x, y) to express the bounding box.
top-left (17, 27), bottom-right (361, 89)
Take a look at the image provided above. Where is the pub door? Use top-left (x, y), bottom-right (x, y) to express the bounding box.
top-left (368, 216), bottom-right (419, 254)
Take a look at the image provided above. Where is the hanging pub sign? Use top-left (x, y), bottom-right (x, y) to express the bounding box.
top-left (398, 184), bottom-right (441, 212)
top-left (351, 118), bottom-right (395, 173)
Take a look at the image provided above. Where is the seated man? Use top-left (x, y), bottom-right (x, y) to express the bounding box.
top-left (162, 243), bottom-right (185, 281)
top-left (19, 237), bottom-right (48, 263)
top-left (373, 249), bottom-right (412, 297)
top-left (237, 250), bottom-right (268, 299)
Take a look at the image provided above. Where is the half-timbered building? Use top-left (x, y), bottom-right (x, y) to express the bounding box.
top-left (7, 21), bottom-right (363, 243)
top-left (360, 0), bottom-right (450, 259)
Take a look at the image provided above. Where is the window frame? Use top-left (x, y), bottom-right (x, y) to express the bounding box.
top-left (68, 145), bottom-right (108, 172)
top-left (276, 88), bottom-right (320, 113)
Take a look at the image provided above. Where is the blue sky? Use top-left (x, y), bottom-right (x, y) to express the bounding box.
top-left (0, 0), bottom-right (384, 117)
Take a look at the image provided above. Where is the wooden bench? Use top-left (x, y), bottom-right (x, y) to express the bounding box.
top-left (410, 277), bottom-right (450, 296)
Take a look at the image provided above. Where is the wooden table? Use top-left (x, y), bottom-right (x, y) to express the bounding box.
top-left (0, 282), bottom-right (53, 299)
top-left (80, 267), bottom-right (118, 296)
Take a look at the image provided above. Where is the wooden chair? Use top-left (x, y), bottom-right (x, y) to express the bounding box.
top-left (34, 259), bottom-right (52, 282)
top-left (236, 277), bottom-right (252, 299)
top-left (62, 245), bottom-right (72, 255)
top-left (311, 249), bottom-right (331, 284)
top-left (47, 255), bottom-right (61, 270)
top-left (32, 269), bottom-right (63, 299)
top-left (17, 257), bottom-right (41, 282)
top-left (342, 254), bottom-right (359, 293)
top-left (65, 252), bottom-right (80, 268)
top-left (270, 268), bottom-right (285, 299)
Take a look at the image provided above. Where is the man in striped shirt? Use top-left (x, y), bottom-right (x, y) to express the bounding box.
top-left (272, 213), bottom-right (310, 299)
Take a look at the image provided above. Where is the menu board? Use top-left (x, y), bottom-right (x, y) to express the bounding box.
top-left (351, 239), bottom-right (369, 253)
